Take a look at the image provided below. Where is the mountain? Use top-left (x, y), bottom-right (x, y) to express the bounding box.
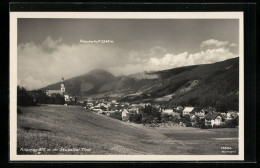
top-left (41, 57), bottom-right (239, 110)
top-left (41, 69), bottom-right (116, 96)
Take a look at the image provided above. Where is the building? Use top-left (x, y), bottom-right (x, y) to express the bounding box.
top-left (204, 112), bottom-right (224, 126)
top-left (195, 108), bottom-right (207, 119)
top-left (226, 111), bottom-right (239, 120)
top-left (64, 95), bottom-right (70, 101)
top-left (161, 109), bottom-right (181, 119)
top-left (176, 106), bottom-right (183, 111)
top-left (122, 109), bottom-right (130, 121)
top-left (182, 107), bottom-right (194, 116)
top-left (46, 90), bottom-right (63, 96)
top-left (162, 109), bottom-right (173, 114)
top-left (46, 77), bottom-right (66, 96)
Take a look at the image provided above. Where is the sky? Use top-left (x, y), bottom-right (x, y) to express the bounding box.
top-left (17, 19), bottom-right (239, 90)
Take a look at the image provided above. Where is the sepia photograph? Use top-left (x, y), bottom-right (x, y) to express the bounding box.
top-left (10, 12), bottom-right (244, 161)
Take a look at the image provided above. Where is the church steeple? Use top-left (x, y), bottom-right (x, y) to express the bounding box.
top-left (62, 76), bottom-right (64, 83)
top-left (61, 76), bottom-right (65, 94)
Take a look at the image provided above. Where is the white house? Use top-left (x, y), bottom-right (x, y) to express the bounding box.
top-left (105, 111), bottom-right (116, 116)
top-left (122, 109), bottom-right (130, 121)
top-left (129, 107), bottom-right (139, 114)
top-left (176, 106), bottom-right (183, 111)
top-left (162, 109), bottom-right (173, 114)
top-left (204, 112), bottom-right (224, 126)
top-left (94, 103), bottom-right (101, 108)
top-left (226, 111), bottom-right (239, 120)
top-left (92, 108), bottom-right (102, 112)
top-left (64, 95), bottom-right (70, 101)
top-left (87, 102), bottom-right (93, 107)
top-left (162, 109), bottom-right (181, 119)
top-left (182, 107), bottom-right (194, 116)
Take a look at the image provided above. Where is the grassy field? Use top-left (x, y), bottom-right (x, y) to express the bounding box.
top-left (17, 105), bottom-right (238, 155)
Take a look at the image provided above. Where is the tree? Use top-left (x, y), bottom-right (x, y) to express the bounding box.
top-left (17, 86), bottom-right (37, 106)
top-left (49, 93), bottom-right (65, 104)
top-left (184, 115), bottom-right (190, 122)
top-left (142, 105), bottom-right (160, 117)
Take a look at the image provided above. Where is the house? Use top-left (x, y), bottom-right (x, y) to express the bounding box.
top-left (162, 109), bottom-right (173, 114)
top-left (87, 102), bottom-right (93, 107)
top-left (204, 112), bottom-right (224, 126)
top-left (77, 99), bottom-right (85, 104)
top-left (129, 107), bottom-right (140, 114)
top-left (92, 108), bottom-right (102, 112)
top-left (162, 109), bottom-right (181, 119)
top-left (191, 107), bottom-right (203, 116)
top-left (111, 100), bottom-right (117, 104)
top-left (94, 103), bottom-right (101, 108)
top-left (176, 106), bottom-right (183, 111)
top-left (105, 111), bottom-right (116, 116)
top-left (64, 95), bottom-right (70, 101)
top-left (195, 108), bottom-right (207, 119)
top-left (220, 112), bottom-right (227, 120)
top-left (122, 109), bottom-right (130, 121)
top-left (182, 107), bottom-right (194, 116)
top-left (227, 111), bottom-right (239, 120)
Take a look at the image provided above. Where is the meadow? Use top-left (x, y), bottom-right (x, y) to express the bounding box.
top-left (17, 105), bottom-right (238, 155)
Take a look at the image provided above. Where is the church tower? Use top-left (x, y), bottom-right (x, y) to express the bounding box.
top-left (61, 76), bottom-right (65, 95)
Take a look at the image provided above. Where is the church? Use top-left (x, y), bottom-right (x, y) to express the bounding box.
top-left (46, 77), bottom-right (67, 100)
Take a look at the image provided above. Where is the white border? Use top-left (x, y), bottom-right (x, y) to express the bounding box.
top-left (10, 12), bottom-right (244, 161)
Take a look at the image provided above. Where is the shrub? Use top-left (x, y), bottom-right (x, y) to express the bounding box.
top-left (161, 119), bottom-right (166, 123)
top-left (213, 124), bottom-right (226, 128)
top-left (231, 116), bottom-right (239, 126)
top-left (171, 115), bottom-right (180, 123)
top-left (200, 123), bottom-right (206, 129)
top-left (224, 121), bottom-right (236, 128)
top-left (200, 123), bottom-right (212, 129)
top-left (110, 111), bottom-right (122, 120)
top-left (190, 115), bottom-right (199, 122)
top-left (129, 113), bottom-right (142, 123)
top-left (184, 115), bottom-right (190, 122)
top-left (152, 117), bottom-right (161, 124)
top-left (193, 121), bottom-right (202, 128)
top-left (206, 125), bottom-right (212, 129)
top-left (186, 122), bottom-right (192, 127)
top-left (161, 113), bottom-right (172, 121)
top-left (141, 116), bottom-right (154, 124)
top-left (179, 117), bottom-right (186, 123)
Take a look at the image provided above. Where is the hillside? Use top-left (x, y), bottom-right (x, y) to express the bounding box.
top-left (41, 57), bottom-right (239, 109)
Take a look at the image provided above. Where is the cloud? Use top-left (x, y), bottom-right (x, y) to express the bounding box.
top-left (229, 43), bottom-right (237, 47)
top-left (201, 39), bottom-right (229, 49)
top-left (110, 40), bottom-right (237, 75)
top-left (18, 37), bottom-right (126, 90)
top-left (187, 47), bottom-right (237, 65)
top-left (18, 77), bottom-right (51, 91)
top-left (18, 37), bottom-right (238, 90)
top-left (42, 36), bottom-right (62, 49)
top-left (127, 46), bottom-right (168, 63)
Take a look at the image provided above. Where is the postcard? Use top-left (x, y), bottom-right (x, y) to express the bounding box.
top-left (10, 12), bottom-right (244, 161)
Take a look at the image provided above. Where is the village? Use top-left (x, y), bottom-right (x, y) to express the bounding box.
top-left (75, 97), bottom-right (239, 129)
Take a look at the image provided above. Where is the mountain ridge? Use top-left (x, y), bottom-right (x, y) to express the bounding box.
top-left (41, 57), bottom-right (239, 110)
